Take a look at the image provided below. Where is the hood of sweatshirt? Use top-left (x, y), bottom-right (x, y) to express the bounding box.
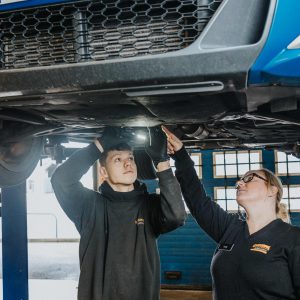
top-left (99, 180), bottom-right (148, 203)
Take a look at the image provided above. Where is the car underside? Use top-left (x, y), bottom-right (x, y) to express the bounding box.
top-left (0, 0), bottom-right (300, 186)
top-left (1, 85), bottom-right (300, 150)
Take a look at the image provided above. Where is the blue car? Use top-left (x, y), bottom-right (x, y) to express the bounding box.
top-left (0, 0), bottom-right (299, 186)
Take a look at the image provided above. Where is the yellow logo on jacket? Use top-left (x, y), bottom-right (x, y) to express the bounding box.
top-left (250, 243), bottom-right (271, 254)
top-left (135, 218), bottom-right (144, 225)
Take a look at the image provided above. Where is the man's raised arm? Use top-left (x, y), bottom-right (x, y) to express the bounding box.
top-left (145, 126), bottom-right (186, 235)
top-left (51, 143), bottom-right (101, 231)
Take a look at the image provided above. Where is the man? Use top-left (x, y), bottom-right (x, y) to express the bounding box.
top-left (51, 126), bottom-right (186, 300)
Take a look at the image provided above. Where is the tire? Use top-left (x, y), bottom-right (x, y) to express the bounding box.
top-left (0, 137), bottom-right (44, 187)
top-left (134, 149), bottom-right (157, 180)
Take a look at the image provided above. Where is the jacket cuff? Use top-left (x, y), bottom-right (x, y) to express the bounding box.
top-left (156, 168), bottom-right (174, 181)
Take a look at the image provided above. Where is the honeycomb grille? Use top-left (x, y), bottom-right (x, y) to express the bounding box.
top-left (0, 0), bottom-right (223, 69)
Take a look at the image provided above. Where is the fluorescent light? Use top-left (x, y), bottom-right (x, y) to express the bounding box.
top-left (61, 142), bottom-right (89, 148)
top-left (136, 134), bottom-right (146, 141)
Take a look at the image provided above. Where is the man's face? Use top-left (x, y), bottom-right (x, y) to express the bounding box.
top-left (101, 150), bottom-right (137, 187)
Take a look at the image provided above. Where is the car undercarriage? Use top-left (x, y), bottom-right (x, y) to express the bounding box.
top-left (0, 0), bottom-right (300, 186)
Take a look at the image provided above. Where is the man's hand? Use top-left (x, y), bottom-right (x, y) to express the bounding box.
top-left (94, 127), bottom-right (127, 153)
top-left (162, 126), bottom-right (183, 155)
top-left (145, 126), bottom-right (169, 168)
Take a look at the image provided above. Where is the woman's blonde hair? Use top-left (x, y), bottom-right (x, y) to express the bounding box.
top-left (259, 168), bottom-right (290, 223)
top-left (277, 203), bottom-right (291, 224)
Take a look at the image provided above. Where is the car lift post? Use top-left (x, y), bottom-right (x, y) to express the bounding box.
top-left (1, 182), bottom-right (29, 300)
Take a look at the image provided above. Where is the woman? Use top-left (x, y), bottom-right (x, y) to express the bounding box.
top-left (163, 126), bottom-right (300, 300)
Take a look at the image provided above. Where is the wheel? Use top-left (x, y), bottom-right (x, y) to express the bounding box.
top-left (0, 137), bottom-right (44, 187)
top-left (134, 149), bottom-right (157, 180)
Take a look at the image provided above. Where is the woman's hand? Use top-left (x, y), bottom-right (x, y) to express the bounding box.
top-left (162, 126), bottom-right (183, 155)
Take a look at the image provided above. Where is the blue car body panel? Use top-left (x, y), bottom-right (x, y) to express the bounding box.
top-left (249, 0), bottom-right (300, 86)
top-left (0, 0), bottom-right (72, 11)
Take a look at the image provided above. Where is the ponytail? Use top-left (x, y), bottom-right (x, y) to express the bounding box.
top-left (259, 168), bottom-right (291, 223)
top-left (276, 203), bottom-right (291, 224)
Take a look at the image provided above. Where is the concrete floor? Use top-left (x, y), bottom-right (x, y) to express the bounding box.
top-left (0, 280), bottom-right (212, 300)
top-left (0, 242), bottom-right (80, 279)
top-left (0, 280), bottom-right (78, 300)
top-left (0, 242), bottom-right (213, 299)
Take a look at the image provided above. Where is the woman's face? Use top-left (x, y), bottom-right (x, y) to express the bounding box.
top-left (236, 171), bottom-right (270, 207)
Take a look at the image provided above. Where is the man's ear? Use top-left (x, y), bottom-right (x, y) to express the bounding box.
top-left (100, 166), bottom-right (108, 179)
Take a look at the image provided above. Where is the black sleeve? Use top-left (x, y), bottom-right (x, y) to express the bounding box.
top-left (173, 147), bottom-right (235, 243)
top-left (289, 244), bottom-right (300, 297)
top-left (51, 143), bottom-right (100, 233)
top-left (148, 168), bottom-right (187, 236)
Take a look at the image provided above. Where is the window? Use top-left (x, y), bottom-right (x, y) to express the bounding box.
top-left (214, 186), bottom-right (240, 211)
top-left (275, 151), bottom-right (300, 175)
top-left (214, 184), bottom-right (300, 212)
top-left (213, 150), bottom-right (262, 178)
top-left (191, 153), bottom-right (202, 178)
top-left (169, 153), bottom-right (201, 213)
top-left (170, 152), bottom-right (202, 178)
top-left (26, 142), bottom-right (93, 239)
top-left (282, 185), bottom-right (300, 211)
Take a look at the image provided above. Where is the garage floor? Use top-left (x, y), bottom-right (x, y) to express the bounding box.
top-left (0, 280), bottom-right (212, 300)
top-left (161, 289), bottom-right (212, 300)
top-left (0, 242), bottom-right (213, 299)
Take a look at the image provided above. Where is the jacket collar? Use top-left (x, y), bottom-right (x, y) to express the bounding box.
top-left (99, 180), bottom-right (147, 202)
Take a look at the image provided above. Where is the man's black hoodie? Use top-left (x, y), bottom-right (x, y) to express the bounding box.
top-left (51, 143), bottom-right (186, 300)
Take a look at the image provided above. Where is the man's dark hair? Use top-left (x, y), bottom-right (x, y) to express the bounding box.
top-left (99, 142), bottom-right (133, 166)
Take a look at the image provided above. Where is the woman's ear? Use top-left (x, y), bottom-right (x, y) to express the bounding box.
top-left (269, 185), bottom-right (278, 197)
